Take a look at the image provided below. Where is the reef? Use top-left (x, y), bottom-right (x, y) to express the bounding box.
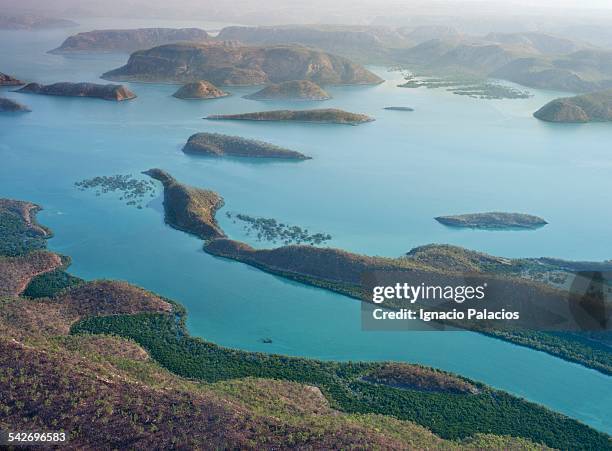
top-left (75, 175), bottom-right (156, 209)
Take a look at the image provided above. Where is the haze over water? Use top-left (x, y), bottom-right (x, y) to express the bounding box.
top-left (1, 18), bottom-right (611, 433)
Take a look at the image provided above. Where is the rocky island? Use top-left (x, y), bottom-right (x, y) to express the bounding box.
top-left (244, 80), bottom-right (331, 101)
top-left (172, 81), bottom-right (229, 100)
top-left (206, 108), bottom-right (374, 125)
top-left (0, 97), bottom-right (30, 112)
top-left (534, 90), bottom-right (612, 123)
top-left (1, 72), bottom-right (24, 86)
top-left (183, 133), bottom-right (310, 159)
top-left (143, 169), bottom-right (225, 241)
top-left (434, 212), bottom-right (548, 230)
top-left (49, 28), bottom-right (210, 54)
top-left (17, 82), bottom-right (136, 101)
top-left (102, 42), bottom-right (383, 86)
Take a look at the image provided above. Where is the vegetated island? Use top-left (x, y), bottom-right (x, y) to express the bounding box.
top-left (205, 108), bottom-right (374, 125)
top-left (1, 197), bottom-right (608, 450)
top-left (0, 97), bottom-right (30, 113)
top-left (244, 80), bottom-right (331, 101)
top-left (101, 42), bottom-right (383, 86)
top-left (143, 168), bottom-right (225, 241)
top-left (0, 72), bottom-right (24, 86)
top-left (384, 106), bottom-right (414, 111)
top-left (49, 28), bottom-right (210, 54)
top-left (534, 89), bottom-right (612, 123)
top-left (17, 82), bottom-right (136, 101)
top-left (183, 133), bottom-right (310, 160)
top-left (172, 81), bottom-right (229, 100)
top-left (434, 212), bottom-right (548, 230)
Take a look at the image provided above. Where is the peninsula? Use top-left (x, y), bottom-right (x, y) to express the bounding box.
top-left (534, 90), bottom-right (612, 123)
top-left (205, 108), bottom-right (374, 125)
top-left (0, 72), bottom-right (24, 86)
top-left (244, 80), bottom-right (331, 101)
top-left (143, 169), bottom-right (225, 241)
top-left (183, 133), bottom-right (310, 159)
top-left (434, 212), bottom-right (548, 230)
top-left (102, 42), bottom-right (383, 86)
top-left (172, 81), bottom-right (229, 100)
top-left (49, 28), bottom-right (210, 53)
top-left (17, 82), bottom-right (136, 101)
top-left (0, 97), bottom-right (30, 112)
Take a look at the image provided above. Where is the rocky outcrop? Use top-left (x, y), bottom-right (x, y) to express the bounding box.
top-left (183, 133), bottom-right (310, 159)
top-left (0, 72), bottom-right (24, 86)
top-left (206, 108), bottom-right (374, 125)
top-left (49, 28), bottom-right (209, 54)
top-left (17, 82), bottom-right (136, 101)
top-left (172, 81), bottom-right (229, 99)
top-left (435, 212), bottom-right (548, 229)
top-left (0, 97), bottom-right (30, 112)
top-left (244, 80), bottom-right (330, 101)
top-left (534, 90), bottom-right (612, 123)
top-left (102, 42), bottom-right (383, 86)
top-left (143, 169), bottom-right (225, 241)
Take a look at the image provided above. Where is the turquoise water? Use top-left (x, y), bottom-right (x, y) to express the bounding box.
top-left (1, 19), bottom-right (611, 433)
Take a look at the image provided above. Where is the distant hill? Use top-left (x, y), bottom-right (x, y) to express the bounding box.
top-left (49, 28), bottom-right (210, 54)
top-left (534, 90), bottom-right (612, 123)
top-left (102, 42), bottom-right (383, 86)
top-left (0, 14), bottom-right (77, 30)
top-left (483, 32), bottom-right (584, 55)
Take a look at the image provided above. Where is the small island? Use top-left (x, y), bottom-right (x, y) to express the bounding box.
top-left (143, 169), bottom-right (225, 241)
top-left (384, 106), bottom-right (414, 111)
top-left (205, 108), bottom-right (374, 125)
top-left (244, 80), bottom-right (331, 101)
top-left (0, 97), bottom-right (30, 113)
top-left (183, 133), bottom-right (310, 160)
top-left (172, 81), bottom-right (229, 100)
top-left (17, 82), bottom-right (136, 101)
top-left (435, 212), bottom-right (548, 230)
top-left (0, 72), bottom-right (24, 86)
top-left (534, 90), bottom-right (612, 123)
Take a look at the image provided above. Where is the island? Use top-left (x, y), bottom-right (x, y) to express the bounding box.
top-left (205, 108), bottom-right (374, 125)
top-left (534, 90), bottom-right (612, 123)
top-left (1, 195), bottom-right (608, 450)
top-left (172, 81), bottom-right (229, 100)
top-left (49, 28), bottom-right (210, 54)
top-left (143, 169), bottom-right (225, 241)
top-left (434, 212), bottom-right (548, 229)
top-left (183, 133), bottom-right (310, 159)
top-left (384, 106), bottom-right (414, 111)
top-left (0, 72), bottom-right (24, 86)
top-left (0, 14), bottom-right (77, 30)
top-left (244, 80), bottom-right (331, 101)
top-left (17, 82), bottom-right (136, 101)
top-left (101, 42), bottom-right (383, 86)
top-left (0, 97), bottom-right (30, 113)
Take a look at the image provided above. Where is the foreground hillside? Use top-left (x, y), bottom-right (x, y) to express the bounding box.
top-left (2, 198), bottom-right (609, 449)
